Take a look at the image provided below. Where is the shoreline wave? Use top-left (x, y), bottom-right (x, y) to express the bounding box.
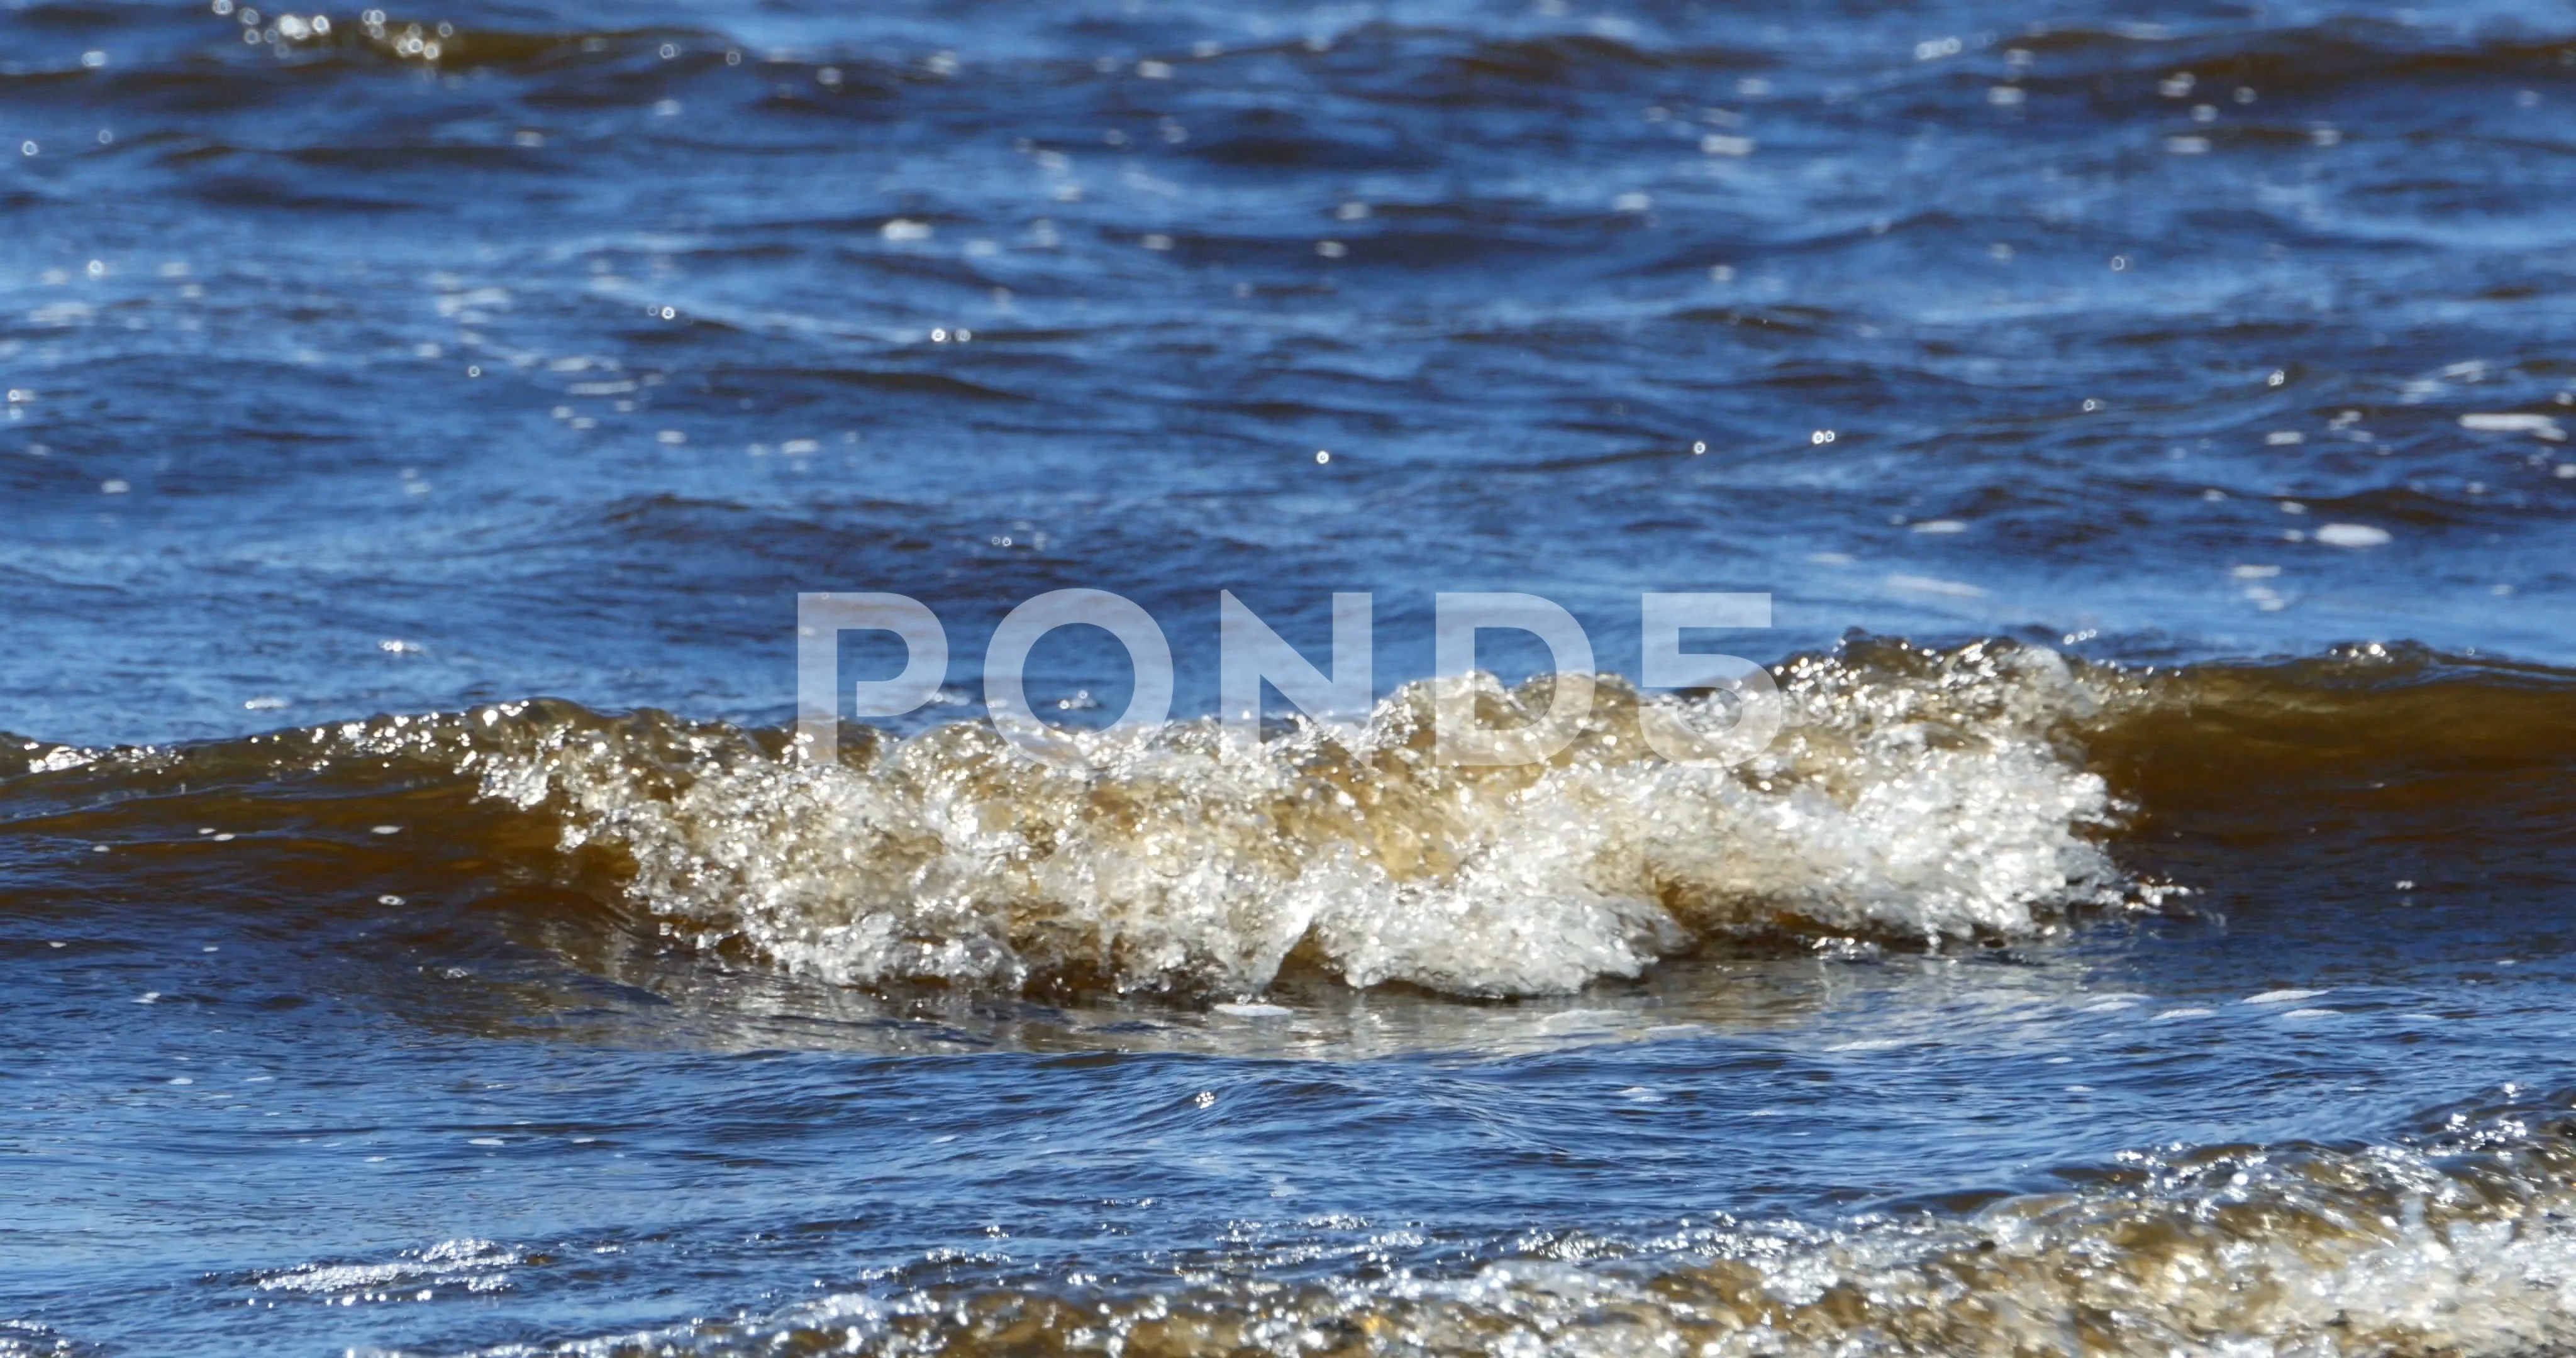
top-left (448, 1086), bottom-right (2576, 1357)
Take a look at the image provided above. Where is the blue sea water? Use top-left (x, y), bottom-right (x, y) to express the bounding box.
top-left (4, 0), bottom-right (2576, 1353)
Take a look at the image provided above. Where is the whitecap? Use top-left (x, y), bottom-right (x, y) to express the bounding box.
top-left (433, 642), bottom-right (2129, 1000)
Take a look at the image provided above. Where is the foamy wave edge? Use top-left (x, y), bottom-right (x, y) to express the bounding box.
top-left (458, 638), bottom-right (2136, 999)
top-left (469, 1091), bottom-right (2576, 1358)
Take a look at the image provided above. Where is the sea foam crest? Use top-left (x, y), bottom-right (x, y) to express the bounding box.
top-left (486, 1095), bottom-right (2576, 1358)
top-left (477, 639), bottom-right (2125, 998)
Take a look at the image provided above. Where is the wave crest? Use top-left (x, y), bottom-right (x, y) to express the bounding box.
top-left (475, 638), bottom-right (2128, 998)
top-left (523, 1091), bottom-right (2576, 1358)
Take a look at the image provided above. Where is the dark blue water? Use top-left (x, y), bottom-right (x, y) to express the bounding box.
top-left (6, 1), bottom-right (2576, 1354)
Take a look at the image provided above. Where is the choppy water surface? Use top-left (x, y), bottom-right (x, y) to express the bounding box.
top-left (6, 0), bottom-right (2576, 1353)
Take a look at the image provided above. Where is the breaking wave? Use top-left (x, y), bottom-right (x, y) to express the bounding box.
top-left (13, 638), bottom-right (2573, 1002)
top-left (475, 638), bottom-right (2131, 998)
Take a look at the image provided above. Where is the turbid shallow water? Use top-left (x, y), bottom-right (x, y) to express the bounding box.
top-left (4, 0), bottom-right (2576, 1354)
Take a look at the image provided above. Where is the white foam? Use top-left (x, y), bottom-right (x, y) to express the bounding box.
top-left (2460, 412), bottom-right (2560, 433)
top-left (257, 1239), bottom-right (519, 1296)
top-left (468, 643), bottom-right (2127, 998)
top-left (2316, 522), bottom-right (2392, 548)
